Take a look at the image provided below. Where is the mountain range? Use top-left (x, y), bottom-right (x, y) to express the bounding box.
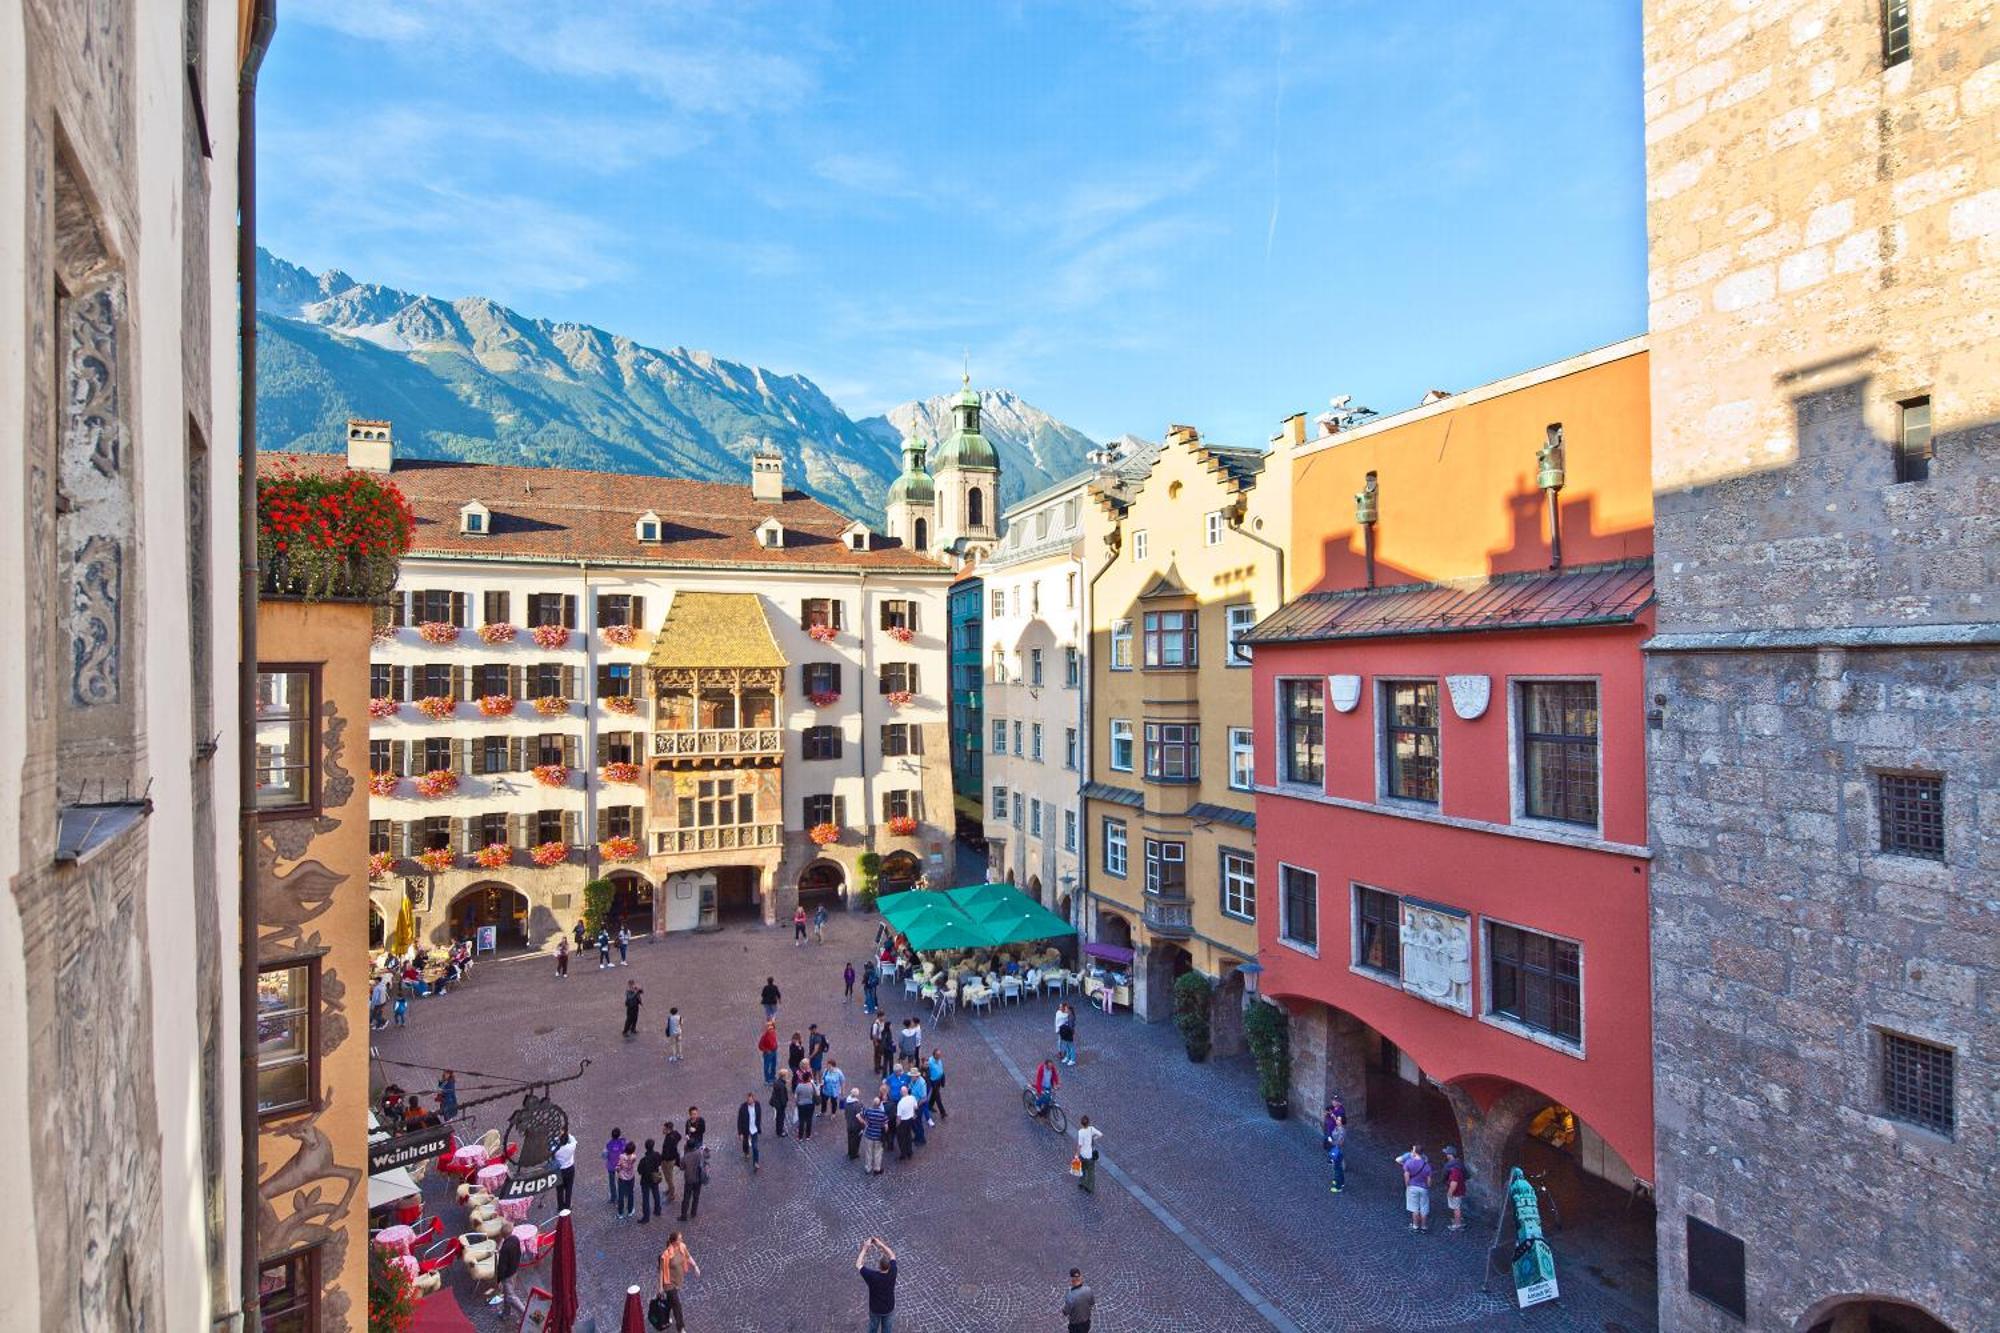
top-left (254, 250), bottom-right (1098, 521)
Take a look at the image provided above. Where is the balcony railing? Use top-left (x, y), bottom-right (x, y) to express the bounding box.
top-left (652, 728), bottom-right (785, 759)
top-left (1142, 895), bottom-right (1194, 938)
top-left (652, 823), bottom-right (784, 854)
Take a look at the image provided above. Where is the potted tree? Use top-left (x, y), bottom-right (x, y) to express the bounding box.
top-left (581, 878), bottom-right (615, 937)
top-left (856, 853), bottom-right (882, 912)
top-left (1244, 999), bottom-right (1292, 1119)
top-left (1172, 971), bottom-right (1214, 1063)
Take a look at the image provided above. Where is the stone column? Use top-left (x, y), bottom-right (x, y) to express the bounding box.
top-left (1441, 1083), bottom-right (1545, 1210)
top-left (1286, 1003), bottom-right (1374, 1122)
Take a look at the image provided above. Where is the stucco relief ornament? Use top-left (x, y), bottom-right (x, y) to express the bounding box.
top-left (1399, 902), bottom-right (1472, 1015)
top-left (1328, 675), bottom-right (1361, 713)
top-left (1446, 674), bottom-right (1490, 720)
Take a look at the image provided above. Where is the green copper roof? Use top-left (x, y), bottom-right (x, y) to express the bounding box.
top-left (932, 386), bottom-right (998, 472)
top-left (887, 436), bottom-right (935, 504)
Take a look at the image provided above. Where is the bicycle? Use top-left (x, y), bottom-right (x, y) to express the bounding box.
top-left (1021, 1086), bottom-right (1069, 1135)
top-left (1527, 1170), bottom-right (1563, 1232)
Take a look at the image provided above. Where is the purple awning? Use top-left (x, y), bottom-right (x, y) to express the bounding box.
top-left (1085, 941), bottom-right (1135, 965)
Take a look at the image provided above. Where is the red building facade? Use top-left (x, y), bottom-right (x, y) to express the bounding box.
top-left (1247, 340), bottom-right (1656, 1204)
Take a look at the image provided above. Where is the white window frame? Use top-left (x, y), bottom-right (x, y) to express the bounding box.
top-left (1132, 530), bottom-right (1148, 561)
top-left (1064, 646), bottom-right (1081, 687)
top-left (1277, 862), bottom-right (1319, 957)
top-left (1110, 619), bottom-right (1133, 670)
top-left (1031, 723), bottom-right (1044, 762)
top-left (1220, 849), bottom-right (1256, 922)
top-left (1109, 719), bottom-right (1134, 772)
top-left (992, 717), bottom-right (1007, 754)
top-left (1225, 603), bottom-right (1256, 666)
top-left (1063, 808), bottom-right (1078, 853)
top-left (1030, 798), bottom-right (1043, 838)
top-left (1478, 914), bottom-right (1588, 1059)
top-left (1507, 675), bottom-right (1605, 836)
top-left (1030, 648), bottom-right (1044, 686)
top-left (1205, 510), bottom-right (1225, 545)
top-left (1065, 727), bottom-right (1079, 771)
top-left (1103, 819), bottom-right (1128, 876)
top-left (1012, 720), bottom-right (1024, 756)
top-left (1228, 726), bottom-right (1255, 791)
top-left (1143, 838), bottom-right (1185, 895)
top-left (991, 785), bottom-right (1008, 820)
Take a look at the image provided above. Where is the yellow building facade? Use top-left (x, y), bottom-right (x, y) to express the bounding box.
top-left (1082, 426), bottom-right (1292, 1042)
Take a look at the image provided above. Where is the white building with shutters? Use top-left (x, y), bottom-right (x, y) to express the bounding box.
top-left (283, 422), bottom-right (961, 949)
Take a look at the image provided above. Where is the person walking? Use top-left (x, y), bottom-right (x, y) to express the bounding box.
top-left (871, 1016), bottom-right (892, 1077)
top-left (820, 1058), bottom-right (846, 1113)
top-left (894, 1084), bottom-right (918, 1161)
top-left (603, 1128), bottom-right (629, 1205)
top-left (861, 1096), bottom-right (888, 1175)
top-left (757, 1021), bottom-right (780, 1084)
top-left (637, 1139), bottom-right (663, 1224)
top-left (812, 904), bottom-right (828, 944)
top-left (786, 1031), bottom-right (807, 1077)
top-left (862, 962), bottom-right (879, 1015)
top-left (925, 1049), bottom-right (947, 1120)
top-left (793, 905), bottom-right (809, 945)
top-left (1396, 1144), bottom-right (1432, 1233)
top-left (1063, 1269), bottom-right (1096, 1333)
top-left (843, 961), bottom-right (857, 1004)
top-left (553, 1132), bottom-right (577, 1211)
top-left (769, 1072), bottom-right (790, 1139)
top-left (572, 919), bottom-right (587, 952)
top-left (623, 982), bottom-right (644, 1037)
top-left (683, 1106), bottom-right (706, 1153)
top-left (844, 1087), bottom-right (866, 1161)
top-left (615, 1140), bottom-right (639, 1219)
top-left (1326, 1108), bottom-right (1347, 1195)
top-left (664, 1006), bottom-right (683, 1062)
top-left (369, 975), bottom-right (388, 1030)
top-left (677, 1141), bottom-right (707, 1220)
top-left (617, 924), bottom-right (631, 965)
top-left (797, 1069), bottom-right (819, 1138)
top-left (596, 928), bottom-right (612, 970)
top-left (760, 976), bottom-right (782, 1020)
top-left (1056, 1003), bottom-right (1077, 1066)
top-left (1075, 1116), bottom-right (1102, 1194)
top-left (554, 936), bottom-right (569, 978)
top-left (659, 1120), bottom-right (682, 1204)
top-left (736, 1094), bottom-right (762, 1171)
top-left (1441, 1146), bottom-right (1468, 1231)
top-left (856, 1237), bottom-right (897, 1333)
top-left (655, 1231), bottom-right (698, 1331)
top-left (392, 990), bottom-right (409, 1027)
top-left (437, 1070), bottom-right (458, 1121)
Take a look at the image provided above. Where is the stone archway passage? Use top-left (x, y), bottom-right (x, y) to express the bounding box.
top-left (879, 851), bottom-right (922, 895)
top-left (1094, 912), bottom-right (1133, 951)
top-left (798, 860), bottom-right (844, 905)
top-left (607, 872), bottom-right (655, 934)
top-left (1802, 1298), bottom-right (1956, 1333)
top-left (445, 882), bottom-right (531, 949)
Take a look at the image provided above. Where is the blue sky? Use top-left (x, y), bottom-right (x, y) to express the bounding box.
top-left (263, 1), bottom-right (1646, 445)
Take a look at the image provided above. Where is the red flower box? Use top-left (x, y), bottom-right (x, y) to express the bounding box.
top-left (604, 695), bottom-right (640, 715)
top-left (415, 695), bottom-right (456, 720)
top-left (808, 822), bottom-right (841, 847)
top-left (368, 772), bottom-right (401, 798)
top-left (477, 694), bottom-right (515, 717)
top-left (602, 623), bottom-right (639, 647)
top-left (415, 847), bottom-right (456, 874)
top-left (886, 625), bottom-right (916, 644)
top-left (417, 621), bottom-right (460, 645)
top-left (368, 852), bottom-right (397, 880)
top-left (885, 815), bottom-right (919, 837)
top-left (474, 843), bottom-right (513, 870)
top-left (532, 695), bottom-right (572, 717)
top-left (529, 841), bottom-right (569, 868)
top-left (478, 622), bottom-right (518, 645)
top-left (413, 769), bottom-right (459, 799)
top-left (885, 689), bottom-right (915, 708)
top-left (531, 624), bottom-right (571, 649)
top-left (807, 691), bottom-right (840, 709)
top-left (601, 761), bottom-right (642, 785)
top-left (806, 623), bottom-right (839, 643)
top-left (368, 697), bottom-right (399, 720)
top-left (600, 835), bottom-right (642, 862)
top-left (532, 764), bottom-right (570, 789)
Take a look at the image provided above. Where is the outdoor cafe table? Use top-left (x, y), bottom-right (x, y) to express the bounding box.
top-left (372, 1224), bottom-right (416, 1256)
top-left (496, 1195), bottom-right (534, 1223)
top-left (511, 1222), bottom-right (537, 1253)
top-left (476, 1163), bottom-right (510, 1194)
top-left (450, 1144), bottom-right (488, 1170)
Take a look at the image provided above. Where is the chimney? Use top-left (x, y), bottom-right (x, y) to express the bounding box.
top-left (346, 418), bottom-right (394, 472)
top-left (750, 437), bottom-right (785, 502)
top-left (1164, 423), bottom-right (1200, 447)
top-left (1279, 412), bottom-right (1307, 447)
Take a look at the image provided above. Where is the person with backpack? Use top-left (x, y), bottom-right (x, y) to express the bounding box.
top-left (637, 1139), bottom-right (664, 1224)
top-left (1441, 1145), bottom-right (1469, 1231)
top-left (596, 928), bottom-right (612, 970)
top-left (1396, 1144), bottom-right (1432, 1233)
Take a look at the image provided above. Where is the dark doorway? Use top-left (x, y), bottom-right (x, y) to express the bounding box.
top-left (607, 872), bottom-right (654, 934)
top-left (448, 883), bottom-right (530, 949)
top-left (798, 860), bottom-right (844, 907)
top-left (713, 866), bottom-right (760, 921)
top-left (880, 851), bottom-right (922, 895)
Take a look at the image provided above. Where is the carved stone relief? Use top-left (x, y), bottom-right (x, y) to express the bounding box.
top-left (1399, 901), bottom-right (1473, 1015)
top-left (1446, 674), bottom-right (1491, 721)
top-left (1328, 674), bottom-right (1362, 713)
top-left (59, 282), bottom-right (129, 709)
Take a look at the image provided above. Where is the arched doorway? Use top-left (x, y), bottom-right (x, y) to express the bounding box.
top-left (1056, 893), bottom-right (1073, 925)
top-left (879, 851), bottom-right (922, 895)
top-left (1094, 911), bottom-right (1132, 951)
top-left (446, 882), bottom-right (530, 950)
top-left (1004, 866), bottom-right (1015, 885)
top-left (1028, 874), bottom-right (1043, 907)
top-left (798, 859), bottom-right (844, 908)
top-left (1802, 1298), bottom-right (1955, 1333)
top-left (606, 871), bottom-right (655, 935)
top-left (1145, 943), bottom-right (1195, 1022)
top-left (1211, 965), bottom-right (1248, 1057)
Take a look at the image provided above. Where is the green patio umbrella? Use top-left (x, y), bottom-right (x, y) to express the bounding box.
top-left (895, 904), bottom-right (993, 952)
top-left (944, 884), bottom-right (1075, 944)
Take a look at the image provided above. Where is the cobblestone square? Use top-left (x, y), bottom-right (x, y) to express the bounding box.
top-left (378, 913), bottom-right (1656, 1331)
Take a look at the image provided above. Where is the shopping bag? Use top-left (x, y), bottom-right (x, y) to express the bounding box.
top-left (1068, 1156), bottom-right (1084, 1178)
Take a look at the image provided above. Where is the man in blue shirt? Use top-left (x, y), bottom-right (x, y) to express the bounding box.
top-left (856, 1236), bottom-right (897, 1333)
top-left (860, 1097), bottom-right (888, 1175)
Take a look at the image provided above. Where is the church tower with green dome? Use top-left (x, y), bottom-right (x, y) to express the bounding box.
top-left (929, 375), bottom-right (1000, 561)
top-left (884, 434), bottom-right (936, 554)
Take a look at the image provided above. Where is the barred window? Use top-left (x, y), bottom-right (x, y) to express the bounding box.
top-left (1488, 923), bottom-right (1582, 1045)
top-left (1881, 1031), bottom-right (1954, 1135)
top-left (1520, 681), bottom-right (1599, 826)
top-left (1383, 680), bottom-right (1440, 803)
top-left (1879, 772), bottom-right (1944, 859)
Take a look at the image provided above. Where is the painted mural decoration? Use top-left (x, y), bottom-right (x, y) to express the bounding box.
top-left (60, 283), bottom-right (129, 708)
top-left (1446, 674), bottom-right (1491, 721)
top-left (1399, 901), bottom-right (1473, 1015)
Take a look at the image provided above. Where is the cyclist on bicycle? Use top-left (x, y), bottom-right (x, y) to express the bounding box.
top-left (1029, 1057), bottom-right (1060, 1115)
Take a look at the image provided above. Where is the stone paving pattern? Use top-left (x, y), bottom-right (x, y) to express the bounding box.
top-left (378, 915), bottom-right (1656, 1331)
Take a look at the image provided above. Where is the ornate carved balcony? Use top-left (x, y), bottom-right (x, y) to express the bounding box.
top-left (651, 823), bottom-right (784, 855)
top-left (651, 728), bottom-right (785, 761)
top-left (1142, 894), bottom-right (1194, 939)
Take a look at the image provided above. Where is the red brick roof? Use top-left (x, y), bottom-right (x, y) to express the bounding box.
top-left (1246, 559), bottom-right (1655, 644)
top-left (260, 453), bottom-right (949, 573)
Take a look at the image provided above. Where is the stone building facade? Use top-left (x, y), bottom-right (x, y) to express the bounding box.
top-left (1641, 2), bottom-right (1997, 1329)
top-left (1, 2), bottom-right (251, 1329)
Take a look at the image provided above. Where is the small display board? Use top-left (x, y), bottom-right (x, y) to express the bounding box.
top-left (1513, 1238), bottom-right (1560, 1308)
top-left (517, 1286), bottom-right (553, 1331)
top-left (499, 1164), bottom-right (561, 1200)
top-left (368, 1123), bottom-right (454, 1174)
top-left (476, 925), bottom-right (498, 954)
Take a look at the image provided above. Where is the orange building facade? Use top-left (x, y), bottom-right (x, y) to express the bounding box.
top-left (1247, 338), bottom-right (1656, 1206)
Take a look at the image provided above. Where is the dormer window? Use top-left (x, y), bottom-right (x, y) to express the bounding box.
top-left (756, 518), bottom-right (785, 549)
top-left (459, 501), bottom-right (489, 536)
top-left (841, 520), bottom-right (872, 552)
top-left (636, 510), bottom-right (663, 543)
